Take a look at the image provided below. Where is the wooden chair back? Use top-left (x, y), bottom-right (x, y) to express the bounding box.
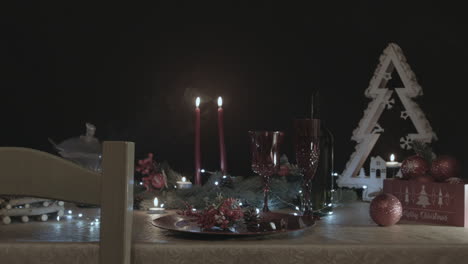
top-left (0, 141), bottom-right (134, 264)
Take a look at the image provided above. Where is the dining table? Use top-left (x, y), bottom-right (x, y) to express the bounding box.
top-left (1, 202), bottom-right (468, 264)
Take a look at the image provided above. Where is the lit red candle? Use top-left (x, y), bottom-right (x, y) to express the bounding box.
top-left (217, 97), bottom-right (227, 174)
top-left (194, 97), bottom-right (202, 185)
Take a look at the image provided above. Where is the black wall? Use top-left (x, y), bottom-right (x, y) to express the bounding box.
top-left (1, 2), bottom-right (466, 177)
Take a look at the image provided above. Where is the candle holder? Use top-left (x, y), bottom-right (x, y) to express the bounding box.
top-left (385, 154), bottom-right (402, 178)
top-left (148, 198), bottom-right (165, 214)
top-left (176, 177), bottom-right (193, 189)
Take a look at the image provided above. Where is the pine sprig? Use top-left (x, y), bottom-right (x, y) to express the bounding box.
top-left (412, 140), bottom-right (435, 162)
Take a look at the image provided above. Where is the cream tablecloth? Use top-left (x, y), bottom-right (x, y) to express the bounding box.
top-left (1, 202), bottom-right (468, 264)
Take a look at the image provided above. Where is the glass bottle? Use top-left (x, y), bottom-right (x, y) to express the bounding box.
top-left (310, 91), bottom-right (334, 216)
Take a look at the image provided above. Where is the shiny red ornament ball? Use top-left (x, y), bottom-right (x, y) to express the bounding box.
top-left (431, 155), bottom-right (461, 182)
top-left (400, 155), bottom-right (430, 180)
top-left (370, 193), bottom-right (402, 226)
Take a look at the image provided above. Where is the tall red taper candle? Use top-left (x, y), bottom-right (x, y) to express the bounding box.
top-left (217, 97), bottom-right (227, 174)
top-left (194, 97), bottom-right (202, 185)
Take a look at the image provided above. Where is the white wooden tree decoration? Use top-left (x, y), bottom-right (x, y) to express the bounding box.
top-left (337, 43), bottom-right (437, 201)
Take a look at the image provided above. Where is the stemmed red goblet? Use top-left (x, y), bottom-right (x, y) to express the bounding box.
top-left (249, 131), bottom-right (285, 212)
top-left (294, 119), bottom-right (320, 216)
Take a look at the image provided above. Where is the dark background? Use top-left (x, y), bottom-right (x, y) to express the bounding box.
top-left (1, 2), bottom-right (466, 178)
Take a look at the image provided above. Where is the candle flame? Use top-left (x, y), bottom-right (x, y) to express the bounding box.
top-left (217, 97), bottom-right (223, 107)
top-left (153, 197), bottom-right (158, 207)
top-left (195, 97), bottom-right (200, 107)
top-left (182, 177), bottom-right (186, 182)
top-left (390, 154), bottom-right (395, 162)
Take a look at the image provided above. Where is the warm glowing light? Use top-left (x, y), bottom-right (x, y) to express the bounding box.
top-left (217, 97), bottom-right (223, 107)
top-left (182, 177), bottom-right (186, 182)
top-left (390, 154), bottom-right (395, 162)
top-left (195, 97), bottom-right (200, 107)
top-left (153, 198), bottom-right (159, 207)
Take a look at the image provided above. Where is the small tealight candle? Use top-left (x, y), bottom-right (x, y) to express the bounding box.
top-left (148, 198), bottom-right (165, 214)
top-left (386, 154), bottom-right (401, 168)
top-left (176, 177), bottom-right (192, 189)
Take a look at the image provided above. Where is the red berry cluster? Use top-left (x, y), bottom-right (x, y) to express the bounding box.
top-left (179, 198), bottom-right (244, 230)
top-left (135, 153), bottom-right (166, 191)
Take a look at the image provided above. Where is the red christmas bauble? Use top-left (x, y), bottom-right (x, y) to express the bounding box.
top-left (430, 155), bottom-right (461, 182)
top-left (370, 193), bottom-right (402, 226)
top-left (400, 155), bottom-right (430, 180)
top-left (413, 173), bottom-right (434, 183)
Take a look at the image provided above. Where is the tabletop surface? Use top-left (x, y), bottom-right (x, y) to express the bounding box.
top-left (2, 202), bottom-right (468, 264)
top-left (2, 202), bottom-right (468, 245)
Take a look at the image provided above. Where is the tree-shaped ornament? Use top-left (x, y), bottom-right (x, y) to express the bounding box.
top-left (416, 185), bottom-right (430, 208)
top-left (337, 43), bottom-right (437, 201)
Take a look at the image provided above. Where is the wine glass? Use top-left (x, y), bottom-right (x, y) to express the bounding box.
top-left (294, 119), bottom-right (320, 216)
top-left (249, 131), bottom-right (285, 212)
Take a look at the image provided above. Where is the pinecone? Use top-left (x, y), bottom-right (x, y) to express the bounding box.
top-left (220, 176), bottom-right (234, 188)
top-left (243, 207), bottom-right (260, 231)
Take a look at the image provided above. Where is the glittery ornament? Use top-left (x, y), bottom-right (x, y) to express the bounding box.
top-left (431, 155), bottom-right (461, 182)
top-left (400, 155), bottom-right (430, 180)
top-left (370, 193), bottom-right (402, 226)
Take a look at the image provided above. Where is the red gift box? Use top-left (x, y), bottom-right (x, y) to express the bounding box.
top-left (383, 179), bottom-right (468, 227)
